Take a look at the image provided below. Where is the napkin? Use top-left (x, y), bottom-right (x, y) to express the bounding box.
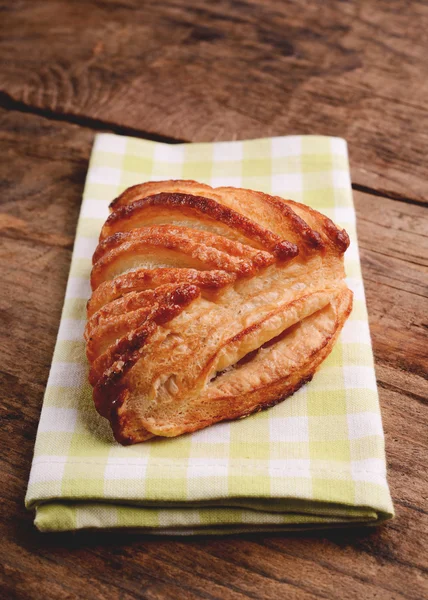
top-left (26, 134), bottom-right (394, 533)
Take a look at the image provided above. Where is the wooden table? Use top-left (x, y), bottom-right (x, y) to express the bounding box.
top-left (1, 1), bottom-right (427, 598)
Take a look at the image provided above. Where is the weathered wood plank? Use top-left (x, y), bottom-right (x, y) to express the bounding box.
top-left (0, 108), bottom-right (427, 600)
top-left (1, 0), bottom-right (428, 202)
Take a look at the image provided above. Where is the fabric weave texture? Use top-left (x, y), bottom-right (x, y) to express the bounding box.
top-left (25, 134), bottom-right (394, 533)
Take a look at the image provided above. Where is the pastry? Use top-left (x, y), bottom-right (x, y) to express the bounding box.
top-left (85, 180), bottom-right (353, 444)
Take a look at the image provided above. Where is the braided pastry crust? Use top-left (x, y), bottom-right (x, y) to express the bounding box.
top-left (85, 180), bottom-right (352, 444)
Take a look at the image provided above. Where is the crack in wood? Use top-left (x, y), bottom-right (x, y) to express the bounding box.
top-left (0, 90), bottom-right (186, 145)
top-left (1, 89), bottom-right (427, 212)
top-left (352, 183), bottom-right (426, 208)
top-left (393, 499), bottom-right (428, 517)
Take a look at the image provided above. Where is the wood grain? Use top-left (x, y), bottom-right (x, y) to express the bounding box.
top-left (1, 1), bottom-right (428, 597)
top-left (1, 0), bottom-right (428, 204)
top-left (0, 105), bottom-right (427, 599)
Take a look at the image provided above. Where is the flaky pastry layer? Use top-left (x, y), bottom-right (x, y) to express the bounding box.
top-left (86, 180), bottom-right (352, 444)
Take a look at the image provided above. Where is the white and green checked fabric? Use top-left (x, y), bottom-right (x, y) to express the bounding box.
top-left (26, 134), bottom-right (394, 533)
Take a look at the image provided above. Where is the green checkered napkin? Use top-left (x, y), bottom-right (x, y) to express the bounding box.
top-left (26, 134), bottom-right (394, 533)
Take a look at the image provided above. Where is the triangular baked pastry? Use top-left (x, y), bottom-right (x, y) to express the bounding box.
top-left (85, 180), bottom-right (353, 444)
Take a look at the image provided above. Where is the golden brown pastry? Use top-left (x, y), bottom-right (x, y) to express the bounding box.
top-left (85, 180), bottom-right (353, 444)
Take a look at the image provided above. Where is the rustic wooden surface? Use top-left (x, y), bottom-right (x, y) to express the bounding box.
top-left (0, 1), bottom-right (427, 598)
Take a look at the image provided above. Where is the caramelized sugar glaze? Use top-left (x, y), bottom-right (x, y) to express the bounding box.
top-left (85, 180), bottom-right (352, 444)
